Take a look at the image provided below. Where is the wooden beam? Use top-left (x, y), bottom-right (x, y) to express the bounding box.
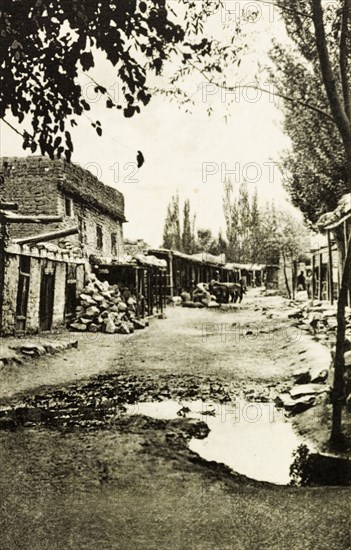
top-left (1, 214), bottom-right (63, 224)
top-left (0, 202), bottom-right (19, 211)
top-left (14, 226), bottom-right (79, 245)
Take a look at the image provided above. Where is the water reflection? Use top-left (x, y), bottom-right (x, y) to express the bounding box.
top-left (127, 400), bottom-right (302, 485)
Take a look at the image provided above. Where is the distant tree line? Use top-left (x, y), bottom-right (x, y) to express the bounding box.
top-left (162, 193), bottom-right (226, 256)
top-left (162, 181), bottom-right (309, 267)
top-left (223, 179), bottom-right (309, 266)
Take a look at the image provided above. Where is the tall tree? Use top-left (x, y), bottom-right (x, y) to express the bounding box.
top-left (258, 202), bottom-right (277, 265)
top-left (162, 203), bottom-right (174, 250)
top-left (162, 193), bottom-right (181, 250)
top-left (250, 188), bottom-right (261, 263)
top-left (223, 178), bottom-right (240, 262)
top-left (182, 199), bottom-right (193, 253)
top-left (238, 181), bottom-right (251, 263)
top-left (269, 45), bottom-right (349, 224)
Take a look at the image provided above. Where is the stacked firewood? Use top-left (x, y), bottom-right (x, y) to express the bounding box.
top-left (70, 274), bottom-right (146, 334)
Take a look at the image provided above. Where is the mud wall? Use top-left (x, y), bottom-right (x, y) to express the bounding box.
top-left (1, 252), bottom-right (86, 335)
top-left (0, 156), bottom-right (125, 260)
top-left (1, 254), bottom-right (20, 334)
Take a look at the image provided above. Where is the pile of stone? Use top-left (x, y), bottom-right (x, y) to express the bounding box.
top-left (70, 274), bottom-right (146, 334)
top-left (274, 299), bottom-right (351, 415)
top-left (287, 300), bottom-right (351, 345)
top-left (275, 366), bottom-right (329, 415)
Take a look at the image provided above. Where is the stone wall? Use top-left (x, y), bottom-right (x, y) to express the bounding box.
top-left (2, 254), bottom-right (20, 334)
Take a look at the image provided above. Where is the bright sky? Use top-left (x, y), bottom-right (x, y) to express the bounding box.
top-left (0, 2), bottom-right (297, 247)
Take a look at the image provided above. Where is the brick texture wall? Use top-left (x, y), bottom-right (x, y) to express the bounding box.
top-left (56, 190), bottom-right (125, 258)
top-left (0, 157), bottom-right (61, 239)
top-left (0, 156), bottom-right (125, 258)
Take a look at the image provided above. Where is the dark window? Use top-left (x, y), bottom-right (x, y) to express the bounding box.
top-left (111, 233), bottom-right (117, 256)
top-left (16, 256), bottom-right (31, 331)
top-left (96, 224), bottom-right (103, 250)
top-left (65, 264), bottom-right (77, 321)
top-left (39, 261), bottom-right (56, 331)
top-left (65, 196), bottom-right (73, 217)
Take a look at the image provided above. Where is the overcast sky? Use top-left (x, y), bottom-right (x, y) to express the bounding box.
top-left (0, 2), bottom-right (297, 247)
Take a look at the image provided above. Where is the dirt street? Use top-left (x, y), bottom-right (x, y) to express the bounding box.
top-left (0, 289), bottom-right (350, 550)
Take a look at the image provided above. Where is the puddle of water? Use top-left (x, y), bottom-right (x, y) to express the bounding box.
top-left (126, 400), bottom-right (302, 485)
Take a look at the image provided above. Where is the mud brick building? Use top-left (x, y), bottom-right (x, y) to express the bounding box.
top-left (0, 156), bottom-right (127, 334)
top-left (0, 156), bottom-right (126, 259)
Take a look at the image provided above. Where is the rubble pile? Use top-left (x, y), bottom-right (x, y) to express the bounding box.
top-left (274, 299), bottom-right (351, 415)
top-left (70, 274), bottom-right (146, 334)
top-left (275, 377), bottom-right (329, 415)
top-left (287, 300), bottom-right (351, 344)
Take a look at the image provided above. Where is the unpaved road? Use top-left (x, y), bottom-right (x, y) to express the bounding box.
top-left (0, 290), bottom-right (349, 550)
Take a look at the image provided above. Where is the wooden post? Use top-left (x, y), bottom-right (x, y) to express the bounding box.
top-left (141, 268), bottom-right (146, 318)
top-left (319, 253), bottom-right (323, 300)
top-left (135, 267), bottom-right (140, 320)
top-left (160, 270), bottom-right (164, 313)
top-left (312, 253), bottom-right (316, 301)
top-left (292, 260), bottom-right (297, 299)
top-left (169, 251), bottom-right (174, 298)
top-left (327, 229), bottom-right (334, 305)
top-left (149, 268), bottom-right (153, 315)
top-left (157, 269), bottom-right (161, 313)
top-left (159, 270), bottom-right (163, 313)
top-left (0, 216), bottom-right (7, 333)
